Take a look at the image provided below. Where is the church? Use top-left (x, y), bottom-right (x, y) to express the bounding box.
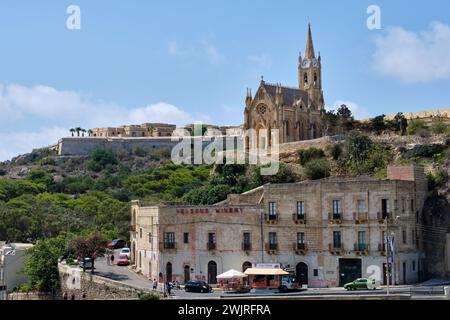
top-left (244, 24), bottom-right (325, 148)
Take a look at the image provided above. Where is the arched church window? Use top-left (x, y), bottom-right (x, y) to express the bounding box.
top-left (304, 73), bottom-right (308, 84)
top-left (314, 73), bottom-right (318, 87)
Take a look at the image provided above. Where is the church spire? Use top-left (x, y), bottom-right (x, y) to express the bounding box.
top-left (305, 23), bottom-right (315, 59)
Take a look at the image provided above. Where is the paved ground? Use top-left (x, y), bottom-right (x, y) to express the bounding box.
top-left (91, 252), bottom-right (448, 299)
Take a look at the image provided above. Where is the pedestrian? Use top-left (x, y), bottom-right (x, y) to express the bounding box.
top-left (166, 281), bottom-right (171, 296)
top-left (63, 292), bottom-right (68, 300)
top-left (106, 250), bottom-right (110, 265)
top-left (110, 254), bottom-right (115, 265)
top-left (152, 279), bottom-right (157, 290)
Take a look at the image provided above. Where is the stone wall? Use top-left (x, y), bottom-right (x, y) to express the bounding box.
top-left (58, 264), bottom-right (160, 300)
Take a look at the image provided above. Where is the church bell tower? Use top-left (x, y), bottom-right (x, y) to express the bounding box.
top-left (298, 24), bottom-right (324, 110)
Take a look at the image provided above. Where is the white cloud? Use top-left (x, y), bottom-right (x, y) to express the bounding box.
top-left (0, 83), bottom-right (211, 161)
top-left (330, 100), bottom-right (370, 120)
top-left (248, 54), bottom-right (272, 69)
top-left (0, 127), bottom-right (68, 162)
top-left (372, 22), bottom-right (450, 84)
top-left (202, 41), bottom-right (224, 65)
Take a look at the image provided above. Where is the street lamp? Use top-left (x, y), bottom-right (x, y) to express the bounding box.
top-left (385, 215), bottom-right (400, 295)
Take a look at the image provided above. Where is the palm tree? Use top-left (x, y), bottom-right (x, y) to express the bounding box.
top-left (88, 129), bottom-right (93, 137)
top-left (75, 127), bottom-right (82, 137)
top-left (81, 129), bottom-right (86, 137)
top-left (70, 128), bottom-right (76, 137)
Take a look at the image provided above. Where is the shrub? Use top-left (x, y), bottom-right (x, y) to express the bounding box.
top-left (329, 144), bottom-right (343, 161)
top-left (297, 147), bottom-right (325, 166)
top-left (303, 159), bottom-right (330, 180)
top-left (407, 120), bottom-right (428, 135)
top-left (138, 292), bottom-right (160, 300)
top-left (132, 146), bottom-right (147, 157)
top-left (430, 121), bottom-right (449, 134)
top-left (87, 149), bottom-right (118, 172)
top-left (427, 170), bottom-right (449, 190)
top-left (410, 144), bottom-right (446, 158)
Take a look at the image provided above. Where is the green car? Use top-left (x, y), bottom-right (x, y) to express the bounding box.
top-left (344, 278), bottom-right (378, 290)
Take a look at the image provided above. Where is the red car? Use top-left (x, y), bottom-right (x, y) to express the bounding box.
top-left (108, 239), bottom-right (126, 249)
top-left (117, 254), bottom-right (129, 266)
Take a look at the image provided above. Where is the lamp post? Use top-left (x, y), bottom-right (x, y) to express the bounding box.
top-left (385, 215), bottom-right (400, 296)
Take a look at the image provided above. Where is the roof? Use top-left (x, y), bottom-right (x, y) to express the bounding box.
top-left (262, 83), bottom-right (311, 107)
top-left (244, 268), bottom-right (289, 276)
top-left (217, 269), bottom-right (247, 279)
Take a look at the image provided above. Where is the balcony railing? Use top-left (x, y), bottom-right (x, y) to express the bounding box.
top-left (159, 242), bottom-right (177, 251)
top-left (328, 212), bottom-right (343, 224)
top-left (353, 212), bottom-right (368, 223)
top-left (265, 243), bottom-right (278, 252)
top-left (264, 213), bottom-right (278, 224)
top-left (292, 213), bottom-right (306, 224)
top-left (293, 243), bottom-right (307, 253)
top-left (329, 243), bottom-right (344, 254)
top-left (378, 243), bottom-right (386, 254)
top-left (354, 243), bottom-right (369, 254)
top-left (242, 242), bottom-right (252, 251)
top-left (377, 211), bottom-right (393, 222)
top-left (207, 242), bottom-right (216, 250)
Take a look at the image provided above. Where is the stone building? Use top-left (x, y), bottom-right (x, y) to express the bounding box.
top-left (91, 123), bottom-right (176, 138)
top-left (243, 24), bottom-right (325, 148)
top-left (130, 165), bottom-right (428, 288)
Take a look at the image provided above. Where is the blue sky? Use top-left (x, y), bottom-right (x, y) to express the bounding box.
top-left (1, 0), bottom-right (450, 160)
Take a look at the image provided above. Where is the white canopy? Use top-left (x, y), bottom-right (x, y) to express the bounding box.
top-left (216, 269), bottom-right (247, 279)
top-left (244, 268), bottom-right (289, 276)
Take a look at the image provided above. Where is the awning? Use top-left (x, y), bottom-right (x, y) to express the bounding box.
top-left (244, 268), bottom-right (289, 276)
top-left (217, 269), bottom-right (247, 279)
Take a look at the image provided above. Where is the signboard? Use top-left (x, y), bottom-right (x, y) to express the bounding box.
top-left (176, 208), bottom-right (243, 214)
top-left (253, 263), bottom-right (281, 269)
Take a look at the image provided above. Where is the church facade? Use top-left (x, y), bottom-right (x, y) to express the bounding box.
top-left (244, 25), bottom-right (325, 148)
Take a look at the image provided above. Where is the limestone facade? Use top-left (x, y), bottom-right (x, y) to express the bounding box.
top-left (91, 123), bottom-right (176, 138)
top-left (130, 165), bottom-right (428, 288)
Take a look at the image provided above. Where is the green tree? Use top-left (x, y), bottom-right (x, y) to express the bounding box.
top-left (23, 237), bottom-right (66, 292)
top-left (297, 147), bottom-right (325, 166)
top-left (303, 159), bottom-right (330, 180)
top-left (407, 120), bottom-right (428, 135)
top-left (342, 132), bottom-right (374, 175)
top-left (369, 115), bottom-right (387, 134)
top-left (70, 232), bottom-right (107, 273)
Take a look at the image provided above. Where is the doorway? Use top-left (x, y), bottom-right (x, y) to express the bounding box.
top-left (339, 259), bottom-right (362, 287)
top-left (207, 261), bottom-right (217, 284)
top-left (403, 261), bottom-right (407, 285)
top-left (166, 262), bottom-right (172, 283)
top-left (296, 262), bottom-right (308, 286)
top-left (184, 265), bottom-right (190, 283)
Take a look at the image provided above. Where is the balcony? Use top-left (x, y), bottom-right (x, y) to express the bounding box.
top-left (377, 211), bottom-right (393, 223)
top-left (242, 242), bottom-right (252, 252)
top-left (265, 243), bottom-right (278, 254)
top-left (329, 243), bottom-right (345, 255)
top-left (129, 224), bottom-right (136, 232)
top-left (159, 242), bottom-right (177, 251)
top-left (207, 242), bottom-right (216, 251)
top-left (353, 212), bottom-right (368, 224)
top-left (328, 212), bottom-right (343, 224)
top-left (292, 213), bottom-right (306, 224)
top-left (264, 213), bottom-right (279, 224)
top-left (354, 243), bottom-right (369, 255)
top-left (293, 243), bottom-right (307, 255)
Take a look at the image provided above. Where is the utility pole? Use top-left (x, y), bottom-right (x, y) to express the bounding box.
top-left (385, 217), bottom-right (390, 295)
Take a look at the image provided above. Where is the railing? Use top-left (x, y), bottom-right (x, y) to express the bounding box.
top-left (378, 243), bottom-right (386, 253)
top-left (292, 213), bottom-right (306, 224)
top-left (293, 243), bottom-right (307, 251)
top-left (264, 213), bottom-right (278, 223)
top-left (207, 242), bottom-right (216, 250)
top-left (377, 211), bottom-right (393, 222)
top-left (266, 243), bottom-right (278, 252)
top-left (353, 212), bottom-right (368, 223)
top-left (242, 242), bottom-right (252, 251)
top-left (328, 212), bottom-right (343, 223)
top-left (329, 243), bottom-right (344, 254)
top-left (160, 242), bottom-right (177, 250)
top-left (354, 243), bottom-right (369, 252)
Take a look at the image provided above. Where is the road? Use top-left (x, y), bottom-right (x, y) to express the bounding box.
top-left (91, 252), bottom-right (447, 299)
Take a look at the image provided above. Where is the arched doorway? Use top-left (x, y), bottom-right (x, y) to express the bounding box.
top-left (242, 261), bottom-right (252, 272)
top-left (166, 262), bottom-right (173, 283)
top-left (207, 261), bottom-right (217, 284)
top-left (184, 265), bottom-right (190, 283)
top-left (296, 262), bottom-right (308, 286)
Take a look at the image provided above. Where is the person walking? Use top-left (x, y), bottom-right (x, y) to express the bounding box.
top-left (110, 254), bottom-right (115, 265)
top-left (152, 279), bottom-right (158, 290)
top-left (106, 251), bottom-right (110, 266)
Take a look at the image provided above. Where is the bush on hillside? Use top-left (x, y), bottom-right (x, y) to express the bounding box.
top-left (297, 147), bottom-right (325, 166)
top-left (303, 159), bottom-right (330, 180)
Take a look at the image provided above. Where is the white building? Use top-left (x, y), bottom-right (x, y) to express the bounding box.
top-left (0, 242), bottom-right (33, 300)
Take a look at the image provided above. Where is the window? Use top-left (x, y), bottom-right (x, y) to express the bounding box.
top-left (208, 232), bottom-right (216, 250)
top-left (269, 232), bottom-right (277, 250)
top-left (332, 200), bottom-right (341, 214)
top-left (297, 232), bottom-right (305, 244)
top-left (304, 73), bottom-right (308, 85)
top-left (164, 232), bottom-right (175, 249)
top-left (382, 199), bottom-right (390, 218)
top-left (411, 230), bottom-right (415, 246)
top-left (412, 260), bottom-right (416, 271)
top-left (313, 269), bottom-right (319, 277)
top-left (314, 73), bottom-right (317, 86)
top-left (183, 232), bottom-right (189, 244)
top-left (148, 233), bottom-right (152, 243)
top-left (140, 228), bottom-right (142, 238)
top-left (297, 201), bottom-right (305, 218)
top-left (243, 232), bottom-right (251, 251)
top-left (402, 229), bottom-right (407, 244)
top-left (358, 231), bottom-right (366, 251)
top-left (268, 202), bottom-right (277, 220)
top-left (333, 231), bottom-right (341, 249)
top-left (401, 198), bottom-right (405, 212)
top-left (357, 200), bottom-right (366, 213)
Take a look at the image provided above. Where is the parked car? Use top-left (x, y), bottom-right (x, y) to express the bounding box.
top-left (108, 239), bottom-right (126, 249)
top-left (119, 247), bottom-right (131, 258)
top-left (78, 257), bottom-right (93, 270)
top-left (344, 278), bottom-right (379, 290)
top-left (184, 281), bottom-right (212, 293)
top-left (116, 254), bottom-right (129, 266)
